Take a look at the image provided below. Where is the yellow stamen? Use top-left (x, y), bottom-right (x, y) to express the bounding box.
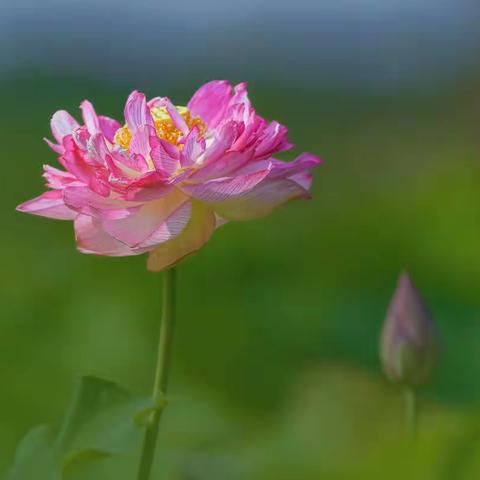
top-left (114, 125), bottom-right (132, 150)
top-left (114, 105), bottom-right (205, 150)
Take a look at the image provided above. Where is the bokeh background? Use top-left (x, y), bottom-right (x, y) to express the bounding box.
top-left (2, 0), bottom-right (480, 477)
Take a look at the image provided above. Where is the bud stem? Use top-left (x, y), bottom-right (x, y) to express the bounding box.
top-left (137, 267), bottom-right (176, 480)
top-left (404, 387), bottom-right (417, 438)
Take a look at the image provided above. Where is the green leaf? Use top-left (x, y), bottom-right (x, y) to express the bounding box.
top-left (6, 425), bottom-right (59, 480)
top-left (56, 376), bottom-right (151, 467)
top-left (6, 376), bottom-right (152, 479)
top-left (63, 452), bottom-right (139, 480)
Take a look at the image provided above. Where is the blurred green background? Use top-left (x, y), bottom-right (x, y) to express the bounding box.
top-left (3, 0), bottom-right (480, 477)
top-left (2, 74), bottom-right (480, 478)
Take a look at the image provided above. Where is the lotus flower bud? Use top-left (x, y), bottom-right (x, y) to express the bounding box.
top-left (380, 272), bottom-right (437, 387)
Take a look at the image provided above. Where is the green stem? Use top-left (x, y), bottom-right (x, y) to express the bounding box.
top-left (404, 387), bottom-right (417, 438)
top-left (137, 268), bottom-right (177, 480)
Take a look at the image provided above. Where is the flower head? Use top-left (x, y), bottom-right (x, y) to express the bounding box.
top-left (380, 272), bottom-right (437, 387)
top-left (17, 81), bottom-right (321, 271)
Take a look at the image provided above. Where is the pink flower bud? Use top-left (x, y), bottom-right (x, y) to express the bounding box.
top-left (380, 272), bottom-right (437, 387)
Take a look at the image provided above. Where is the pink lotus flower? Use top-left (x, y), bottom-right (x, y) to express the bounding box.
top-left (17, 81), bottom-right (321, 271)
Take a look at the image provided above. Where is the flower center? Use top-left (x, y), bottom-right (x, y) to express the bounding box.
top-left (114, 106), bottom-right (205, 150)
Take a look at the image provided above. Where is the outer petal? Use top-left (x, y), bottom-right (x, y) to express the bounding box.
top-left (147, 201), bottom-right (216, 272)
top-left (268, 153), bottom-right (322, 180)
top-left (290, 172), bottom-right (313, 190)
top-left (211, 177), bottom-right (310, 221)
top-left (75, 214), bottom-right (142, 256)
top-left (17, 190), bottom-right (76, 220)
top-left (44, 137), bottom-right (64, 155)
top-left (101, 189), bottom-right (191, 247)
top-left (187, 80), bottom-right (232, 128)
top-left (63, 186), bottom-right (141, 219)
top-left (50, 111), bottom-right (80, 144)
top-left (124, 91), bottom-right (153, 132)
top-left (181, 164), bottom-right (271, 202)
top-left (137, 201), bottom-right (192, 249)
top-left (43, 165), bottom-right (80, 189)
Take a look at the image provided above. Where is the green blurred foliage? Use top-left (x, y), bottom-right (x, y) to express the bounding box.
top-left (1, 74), bottom-right (480, 477)
top-left (7, 376), bottom-right (150, 479)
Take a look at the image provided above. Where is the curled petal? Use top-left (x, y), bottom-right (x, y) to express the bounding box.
top-left (61, 136), bottom-right (96, 184)
top-left (17, 190), bottom-right (76, 220)
top-left (150, 135), bottom-right (180, 160)
top-left (61, 136), bottom-right (109, 196)
top-left (44, 137), bottom-right (64, 155)
top-left (124, 91), bottom-right (153, 132)
top-left (228, 83), bottom-right (253, 123)
top-left (180, 127), bottom-right (206, 168)
top-left (72, 126), bottom-right (90, 151)
top-left (147, 96), bottom-right (162, 108)
top-left (129, 125), bottom-right (155, 159)
top-left (80, 100), bottom-right (101, 135)
top-left (147, 201), bottom-right (216, 272)
top-left (233, 114), bottom-right (265, 152)
top-left (43, 165), bottom-right (80, 189)
top-left (50, 110), bottom-right (79, 144)
top-left (269, 153), bottom-right (322, 180)
top-left (160, 97), bottom-right (189, 134)
top-left (187, 80), bottom-right (233, 128)
top-left (254, 121), bottom-right (291, 159)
